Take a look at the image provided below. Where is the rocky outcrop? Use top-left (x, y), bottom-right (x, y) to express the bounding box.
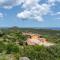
top-left (26, 34), bottom-right (55, 46)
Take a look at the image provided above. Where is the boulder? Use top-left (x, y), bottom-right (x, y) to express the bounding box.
top-left (19, 57), bottom-right (30, 60)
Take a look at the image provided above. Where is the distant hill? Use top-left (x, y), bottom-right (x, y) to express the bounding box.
top-left (33, 27), bottom-right (60, 30)
top-left (47, 27), bottom-right (60, 30)
top-left (0, 27), bottom-right (60, 30)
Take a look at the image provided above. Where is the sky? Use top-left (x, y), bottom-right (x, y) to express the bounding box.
top-left (0, 0), bottom-right (60, 28)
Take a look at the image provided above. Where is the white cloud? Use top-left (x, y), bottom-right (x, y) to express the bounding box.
top-left (0, 0), bottom-right (60, 22)
top-left (17, 0), bottom-right (51, 21)
top-left (47, 0), bottom-right (60, 7)
top-left (22, 0), bottom-right (39, 8)
top-left (48, 0), bottom-right (60, 4)
top-left (0, 0), bottom-right (50, 21)
top-left (33, 16), bottom-right (43, 22)
top-left (0, 0), bottom-right (24, 9)
top-left (48, 0), bottom-right (56, 3)
top-left (0, 0), bottom-right (5, 4)
top-left (56, 12), bottom-right (60, 15)
top-left (3, 6), bottom-right (13, 9)
top-left (0, 13), bottom-right (4, 18)
top-left (50, 12), bottom-right (60, 16)
top-left (17, 10), bottom-right (31, 19)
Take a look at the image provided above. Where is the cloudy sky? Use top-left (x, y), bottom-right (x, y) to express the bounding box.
top-left (0, 0), bottom-right (60, 27)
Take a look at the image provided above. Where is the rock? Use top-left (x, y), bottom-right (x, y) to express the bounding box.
top-left (27, 38), bottom-right (40, 45)
top-left (19, 57), bottom-right (30, 60)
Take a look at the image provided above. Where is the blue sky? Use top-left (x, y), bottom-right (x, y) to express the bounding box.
top-left (0, 0), bottom-right (60, 28)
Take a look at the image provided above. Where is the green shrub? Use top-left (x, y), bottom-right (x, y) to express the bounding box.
top-left (0, 41), bottom-right (6, 53)
top-left (6, 43), bottom-right (19, 54)
top-left (19, 45), bottom-right (60, 60)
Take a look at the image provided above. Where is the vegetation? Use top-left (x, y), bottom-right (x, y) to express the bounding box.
top-left (0, 27), bottom-right (60, 60)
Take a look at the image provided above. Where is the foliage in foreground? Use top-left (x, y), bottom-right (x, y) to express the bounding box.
top-left (0, 28), bottom-right (60, 60)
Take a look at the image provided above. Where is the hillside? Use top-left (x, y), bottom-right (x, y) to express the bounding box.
top-left (0, 27), bottom-right (60, 60)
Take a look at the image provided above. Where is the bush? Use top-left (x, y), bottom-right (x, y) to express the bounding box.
top-left (19, 45), bottom-right (60, 60)
top-left (0, 41), bottom-right (6, 53)
top-left (6, 43), bottom-right (19, 54)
